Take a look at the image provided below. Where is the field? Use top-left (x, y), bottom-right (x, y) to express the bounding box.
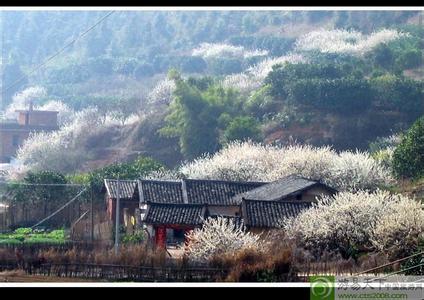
top-left (0, 228), bottom-right (66, 245)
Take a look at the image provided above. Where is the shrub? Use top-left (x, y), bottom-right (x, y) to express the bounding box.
top-left (283, 190), bottom-right (424, 259)
top-left (392, 117), bottom-right (424, 179)
top-left (400, 240), bottom-right (424, 275)
top-left (184, 217), bottom-right (261, 261)
top-left (121, 230), bottom-right (146, 245)
top-left (14, 227), bottom-right (32, 235)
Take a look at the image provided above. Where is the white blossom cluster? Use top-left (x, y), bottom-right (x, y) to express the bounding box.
top-left (15, 107), bottom-right (128, 173)
top-left (3, 86), bottom-right (75, 126)
top-left (35, 100), bottom-right (74, 125)
top-left (145, 78), bottom-right (176, 112)
top-left (4, 86), bottom-right (47, 119)
top-left (283, 190), bottom-right (424, 254)
top-left (179, 141), bottom-right (393, 191)
top-left (246, 53), bottom-right (306, 80)
top-left (192, 43), bottom-right (268, 59)
top-left (221, 73), bottom-right (262, 95)
top-left (222, 53), bottom-right (306, 94)
top-left (142, 169), bottom-right (183, 181)
top-left (184, 216), bottom-right (261, 261)
top-left (295, 29), bottom-right (408, 56)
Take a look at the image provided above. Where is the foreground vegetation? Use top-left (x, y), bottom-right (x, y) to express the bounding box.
top-left (0, 228), bottom-right (66, 245)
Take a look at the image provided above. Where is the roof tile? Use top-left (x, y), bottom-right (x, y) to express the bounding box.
top-left (242, 199), bottom-right (312, 228)
top-left (184, 179), bottom-right (265, 205)
top-left (103, 179), bottom-right (137, 200)
top-left (138, 180), bottom-right (184, 204)
top-left (143, 203), bottom-right (205, 226)
top-left (233, 175), bottom-right (334, 202)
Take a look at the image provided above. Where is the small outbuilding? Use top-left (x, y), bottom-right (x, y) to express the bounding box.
top-left (102, 179), bottom-right (138, 227)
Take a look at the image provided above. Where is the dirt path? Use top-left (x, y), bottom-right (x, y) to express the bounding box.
top-left (0, 270), bottom-right (102, 282)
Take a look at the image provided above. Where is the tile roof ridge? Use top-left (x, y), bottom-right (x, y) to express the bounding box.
top-left (242, 198), bottom-right (313, 205)
top-left (138, 179), bottom-right (181, 184)
top-left (146, 201), bottom-right (206, 207)
top-left (182, 178), bottom-right (268, 185)
top-left (104, 178), bottom-right (137, 183)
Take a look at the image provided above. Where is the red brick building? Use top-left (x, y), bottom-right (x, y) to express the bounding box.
top-left (0, 104), bottom-right (59, 163)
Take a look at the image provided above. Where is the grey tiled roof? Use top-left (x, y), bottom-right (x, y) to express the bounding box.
top-left (233, 175), bottom-right (335, 202)
top-left (208, 215), bottom-right (244, 229)
top-left (138, 180), bottom-right (184, 204)
top-left (143, 203), bottom-right (206, 226)
top-left (184, 179), bottom-right (266, 205)
top-left (242, 199), bottom-right (312, 228)
top-left (103, 179), bottom-right (138, 200)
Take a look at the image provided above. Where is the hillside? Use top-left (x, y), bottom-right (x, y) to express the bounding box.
top-left (0, 10), bottom-right (423, 173)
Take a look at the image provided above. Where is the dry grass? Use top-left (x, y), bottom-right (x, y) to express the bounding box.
top-left (0, 269), bottom-right (100, 282)
top-left (210, 248), bottom-right (293, 282)
top-left (0, 244), bottom-right (178, 268)
top-left (208, 231), bottom-right (399, 280)
top-left (208, 232), bottom-right (295, 282)
top-left (35, 244), bottom-right (173, 267)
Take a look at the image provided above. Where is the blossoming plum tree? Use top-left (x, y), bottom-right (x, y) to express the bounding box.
top-left (184, 216), bottom-right (261, 261)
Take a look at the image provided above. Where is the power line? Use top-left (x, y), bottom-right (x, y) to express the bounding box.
top-left (2, 10), bottom-right (116, 95)
top-left (31, 187), bottom-right (87, 229)
top-left (0, 181), bottom-right (87, 187)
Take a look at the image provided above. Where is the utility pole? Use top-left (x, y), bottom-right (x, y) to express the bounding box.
top-left (90, 186), bottom-right (94, 243)
top-left (114, 177), bottom-right (120, 255)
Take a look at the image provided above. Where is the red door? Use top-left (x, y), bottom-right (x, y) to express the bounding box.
top-left (155, 226), bottom-right (166, 249)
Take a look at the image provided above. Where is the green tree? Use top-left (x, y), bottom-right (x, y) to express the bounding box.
top-left (392, 116), bottom-right (424, 179)
top-left (370, 43), bottom-right (395, 70)
top-left (6, 171), bottom-right (70, 227)
top-left (395, 49), bottom-right (422, 70)
top-left (221, 116), bottom-right (262, 145)
top-left (207, 58), bottom-right (243, 75)
top-left (160, 78), bottom-right (220, 159)
top-left (371, 75), bottom-right (424, 117)
top-left (84, 156), bottom-right (165, 194)
top-left (160, 74), bottom-right (243, 159)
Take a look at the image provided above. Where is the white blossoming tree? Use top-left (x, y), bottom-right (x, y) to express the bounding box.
top-left (283, 190), bottom-right (424, 257)
top-left (192, 43), bottom-right (268, 60)
top-left (36, 100), bottom-right (74, 125)
top-left (15, 107), bottom-right (127, 173)
top-left (147, 78), bottom-right (176, 106)
top-left (4, 86), bottom-right (47, 119)
top-left (295, 29), bottom-right (407, 56)
top-left (184, 217), bottom-right (261, 261)
top-left (179, 141), bottom-right (393, 191)
top-left (222, 53), bottom-right (306, 95)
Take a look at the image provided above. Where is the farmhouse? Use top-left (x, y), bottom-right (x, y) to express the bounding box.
top-left (102, 179), bottom-right (138, 230)
top-left (0, 103), bottom-right (59, 163)
top-left (102, 175), bottom-right (337, 248)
